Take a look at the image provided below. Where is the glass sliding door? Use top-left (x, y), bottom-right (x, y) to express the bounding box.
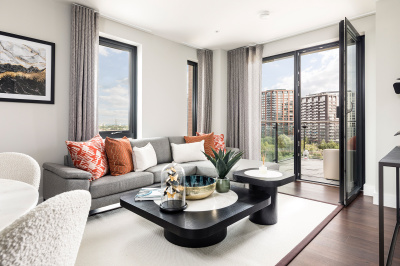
top-left (339, 18), bottom-right (365, 205)
top-left (261, 54), bottom-right (295, 175)
top-left (298, 45), bottom-right (340, 185)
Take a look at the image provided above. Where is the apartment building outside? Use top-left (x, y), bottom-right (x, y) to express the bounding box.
top-left (301, 91), bottom-right (339, 143)
top-left (261, 89), bottom-right (294, 138)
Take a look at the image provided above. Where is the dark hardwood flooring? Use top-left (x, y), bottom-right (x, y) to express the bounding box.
top-left (279, 180), bottom-right (340, 205)
top-left (278, 181), bottom-right (399, 265)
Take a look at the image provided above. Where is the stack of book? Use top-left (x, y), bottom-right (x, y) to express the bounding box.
top-left (134, 188), bottom-right (163, 201)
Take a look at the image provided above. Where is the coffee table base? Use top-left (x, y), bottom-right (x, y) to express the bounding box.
top-left (249, 185), bottom-right (277, 225)
top-left (164, 228), bottom-right (227, 248)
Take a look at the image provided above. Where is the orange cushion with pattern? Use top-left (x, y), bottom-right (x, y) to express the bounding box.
top-left (197, 132), bottom-right (226, 152)
top-left (184, 133), bottom-right (215, 157)
top-left (105, 137), bottom-right (134, 176)
top-left (65, 134), bottom-right (109, 181)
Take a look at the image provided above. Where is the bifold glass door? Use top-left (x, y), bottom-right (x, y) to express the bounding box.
top-left (339, 18), bottom-right (365, 205)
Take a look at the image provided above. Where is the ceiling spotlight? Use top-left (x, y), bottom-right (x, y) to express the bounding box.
top-left (259, 11), bottom-right (270, 19)
top-left (215, 30), bottom-right (219, 33)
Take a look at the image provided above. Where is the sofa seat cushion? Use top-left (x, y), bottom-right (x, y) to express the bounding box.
top-left (89, 172), bottom-right (154, 199)
top-left (185, 160), bottom-right (217, 177)
top-left (146, 163), bottom-right (197, 183)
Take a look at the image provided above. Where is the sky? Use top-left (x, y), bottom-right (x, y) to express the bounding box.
top-left (98, 46), bottom-right (130, 126)
top-left (262, 48), bottom-right (339, 97)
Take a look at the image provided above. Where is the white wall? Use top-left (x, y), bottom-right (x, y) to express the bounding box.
top-left (0, 0), bottom-right (71, 198)
top-left (262, 15), bottom-right (377, 200)
top-left (0, 0), bottom-right (197, 198)
top-left (211, 49), bottom-right (228, 136)
top-left (374, 0), bottom-right (400, 207)
top-left (99, 18), bottom-right (197, 138)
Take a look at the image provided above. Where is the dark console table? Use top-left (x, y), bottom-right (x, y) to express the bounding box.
top-left (379, 146), bottom-right (400, 266)
top-left (233, 169), bottom-right (295, 225)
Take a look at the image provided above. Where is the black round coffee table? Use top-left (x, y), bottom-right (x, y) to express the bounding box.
top-left (233, 168), bottom-right (295, 225)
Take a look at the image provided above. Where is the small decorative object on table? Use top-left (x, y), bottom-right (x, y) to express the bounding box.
top-left (160, 163), bottom-right (187, 212)
top-left (185, 175), bottom-right (216, 200)
top-left (203, 148), bottom-right (243, 193)
top-left (259, 155), bottom-right (268, 174)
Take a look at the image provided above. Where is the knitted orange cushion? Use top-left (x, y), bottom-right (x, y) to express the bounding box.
top-left (197, 132), bottom-right (226, 152)
top-left (105, 137), bottom-right (134, 176)
top-left (65, 134), bottom-right (109, 181)
top-left (184, 133), bottom-right (215, 157)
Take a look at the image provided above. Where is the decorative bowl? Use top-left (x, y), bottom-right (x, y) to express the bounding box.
top-left (185, 175), bottom-right (216, 200)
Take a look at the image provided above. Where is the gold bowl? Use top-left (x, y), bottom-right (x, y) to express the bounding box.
top-left (185, 175), bottom-right (216, 200)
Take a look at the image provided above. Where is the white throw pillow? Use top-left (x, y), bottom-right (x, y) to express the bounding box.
top-left (170, 140), bottom-right (207, 163)
top-left (132, 143), bottom-right (157, 172)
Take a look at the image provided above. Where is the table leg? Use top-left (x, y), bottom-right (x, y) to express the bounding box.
top-left (164, 228), bottom-right (227, 248)
top-left (249, 185), bottom-right (277, 225)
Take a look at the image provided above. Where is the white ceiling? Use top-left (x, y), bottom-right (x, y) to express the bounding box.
top-left (56, 0), bottom-right (376, 50)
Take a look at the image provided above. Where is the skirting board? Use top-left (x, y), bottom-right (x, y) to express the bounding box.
top-left (363, 184), bottom-right (375, 196)
top-left (372, 192), bottom-right (397, 208)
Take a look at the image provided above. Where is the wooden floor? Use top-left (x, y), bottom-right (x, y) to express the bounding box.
top-left (278, 181), bottom-right (400, 265)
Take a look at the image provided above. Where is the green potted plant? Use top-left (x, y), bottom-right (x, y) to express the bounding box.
top-left (202, 148), bottom-right (243, 193)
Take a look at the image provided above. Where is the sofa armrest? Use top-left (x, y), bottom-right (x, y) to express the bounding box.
top-left (43, 163), bottom-right (91, 180)
top-left (226, 147), bottom-right (240, 153)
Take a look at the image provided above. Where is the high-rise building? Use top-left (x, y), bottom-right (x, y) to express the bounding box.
top-left (261, 89), bottom-right (294, 138)
top-left (301, 91), bottom-right (339, 143)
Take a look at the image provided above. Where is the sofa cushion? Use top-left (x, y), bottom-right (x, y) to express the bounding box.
top-left (89, 172), bottom-right (154, 199)
top-left (105, 137), bottom-right (134, 176)
top-left (186, 160), bottom-right (218, 177)
top-left (146, 163), bottom-right (197, 183)
top-left (168, 136), bottom-right (185, 145)
top-left (129, 137), bottom-right (172, 164)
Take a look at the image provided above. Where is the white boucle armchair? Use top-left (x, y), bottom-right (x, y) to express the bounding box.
top-left (0, 152), bottom-right (41, 189)
top-left (0, 190), bottom-right (91, 266)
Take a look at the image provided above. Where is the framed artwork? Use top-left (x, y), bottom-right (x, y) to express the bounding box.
top-left (0, 31), bottom-right (55, 104)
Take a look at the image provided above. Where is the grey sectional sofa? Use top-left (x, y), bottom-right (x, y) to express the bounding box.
top-left (43, 136), bottom-right (279, 211)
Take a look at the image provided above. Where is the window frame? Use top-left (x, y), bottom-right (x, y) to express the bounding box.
top-left (98, 37), bottom-right (137, 139)
top-left (187, 60), bottom-right (198, 136)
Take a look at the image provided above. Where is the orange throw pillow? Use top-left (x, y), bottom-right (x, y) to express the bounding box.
top-left (105, 137), bottom-right (134, 176)
top-left (197, 132), bottom-right (226, 152)
top-left (65, 134), bottom-right (108, 181)
top-left (184, 133), bottom-right (215, 157)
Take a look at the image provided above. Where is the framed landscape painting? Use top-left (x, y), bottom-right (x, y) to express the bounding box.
top-left (0, 31), bottom-right (55, 104)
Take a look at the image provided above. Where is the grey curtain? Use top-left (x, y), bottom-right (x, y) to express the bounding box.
top-left (227, 45), bottom-right (264, 160)
top-left (69, 5), bottom-right (99, 141)
top-left (197, 49), bottom-right (213, 133)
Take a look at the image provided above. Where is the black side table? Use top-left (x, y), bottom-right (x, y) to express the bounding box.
top-left (233, 168), bottom-right (295, 225)
top-left (379, 146), bottom-right (400, 266)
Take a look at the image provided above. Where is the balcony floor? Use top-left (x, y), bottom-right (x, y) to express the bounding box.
top-left (278, 158), bottom-right (340, 186)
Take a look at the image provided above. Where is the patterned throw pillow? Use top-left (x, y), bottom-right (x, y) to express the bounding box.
top-left (105, 137), bottom-right (134, 176)
top-left (197, 132), bottom-right (226, 152)
top-left (184, 133), bottom-right (215, 157)
top-left (65, 134), bottom-right (109, 181)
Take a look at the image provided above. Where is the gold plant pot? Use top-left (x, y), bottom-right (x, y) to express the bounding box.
top-left (185, 175), bottom-right (216, 200)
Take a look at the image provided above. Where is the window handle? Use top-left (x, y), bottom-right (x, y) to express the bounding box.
top-left (111, 131), bottom-right (122, 135)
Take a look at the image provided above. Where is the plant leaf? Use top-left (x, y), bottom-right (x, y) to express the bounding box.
top-left (225, 151), bottom-right (243, 173)
top-left (202, 151), bottom-right (216, 167)
top-left (216, 158), bottom-right (228, 178)
top-left (211, 148), bottom-right (219, 159)
top-left (223, 150), bottom-right (232, 164)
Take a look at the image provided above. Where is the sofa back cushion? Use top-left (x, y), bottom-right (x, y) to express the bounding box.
top-left (129, 137), bottom-right (172, 164)
top-left (168, 136), bottom-right (185, 145)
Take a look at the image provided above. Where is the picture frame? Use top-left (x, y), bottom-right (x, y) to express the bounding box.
top-left (0, 31), bottom-right (55, 104)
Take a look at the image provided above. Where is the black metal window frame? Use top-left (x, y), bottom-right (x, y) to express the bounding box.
top-left (262, 40), bottom-right (365, 184)
top-left (98, 37), bottom-right (137, 139)
top-left (187, 60), bottom-right (198, 136)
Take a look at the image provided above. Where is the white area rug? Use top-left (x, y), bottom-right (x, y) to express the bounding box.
top-left (76, 194), bottom-right (337, 266)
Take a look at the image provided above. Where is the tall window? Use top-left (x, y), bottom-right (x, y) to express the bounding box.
top-left (187, 61), bottom-right (198, 136)
top-left (262, 55), bottom-right (295, 166)
top-left (98, 37), bottom-right (137, 138)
